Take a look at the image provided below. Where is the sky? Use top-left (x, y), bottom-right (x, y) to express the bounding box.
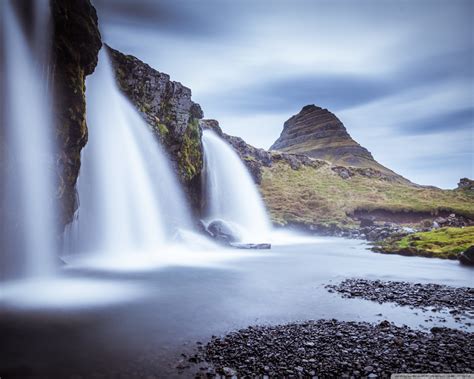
top-left (94, 0), bottom-right (473, 189)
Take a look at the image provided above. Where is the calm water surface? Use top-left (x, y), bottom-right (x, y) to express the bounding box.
top-left (1, 237), bottom-right (472, 378)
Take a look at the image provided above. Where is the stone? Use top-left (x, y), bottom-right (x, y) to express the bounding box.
top-left (359, 218), bottom-right (375, 228)
top-left (185, 319), bottom-right (474, 378)
top-left (457, 177), bottom-right (474, 191)
top-left (229, 243), bottom-right (271, 250)
top-left (325, 279), bottom-right (473, 316)
top-left (459, 245), bottom-right (474, 266)
top-left (206, 220), bottom-right (240, 244)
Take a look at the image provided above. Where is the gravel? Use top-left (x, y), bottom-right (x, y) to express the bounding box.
top-left (186, 319), bottom-right (473, 378)
top-left (325, 279), bottom-right (474, 314)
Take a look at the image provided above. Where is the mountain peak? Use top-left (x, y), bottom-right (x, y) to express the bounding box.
top-left (270, 105), bottom-right (399, 176)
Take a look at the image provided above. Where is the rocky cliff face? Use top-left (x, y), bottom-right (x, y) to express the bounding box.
top-left (50, 0), bottom-right (101, 225)
top-left (1, 0), bottom-right (101, 227)
top-left (270, 105), bottom-right (403, 180)
top-left (106, 46), bottom-right (204, 211)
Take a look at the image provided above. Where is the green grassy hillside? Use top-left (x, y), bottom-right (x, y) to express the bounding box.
top-left (260, 162), bottom-right (474, 230)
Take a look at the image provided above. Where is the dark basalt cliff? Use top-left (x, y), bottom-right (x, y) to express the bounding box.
top-left (270, 104), bottom-right (404, 180)
top-left (1, 0), bottom-right (101, 227)
top-left (51, 0), bottom-right (101, 225)
top-left (106, 46), bottom-right (204, 211)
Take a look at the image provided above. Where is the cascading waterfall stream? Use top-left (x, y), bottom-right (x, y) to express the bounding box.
top-left (66, 48), bottom-right (193, 256)
top-left (202, 130), bottom-right (271, 243)
top-left (0, 0), bottom-right (57, 281)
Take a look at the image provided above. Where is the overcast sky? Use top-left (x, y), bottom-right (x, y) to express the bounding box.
top-left (94, 0), bottom-right (473, 189)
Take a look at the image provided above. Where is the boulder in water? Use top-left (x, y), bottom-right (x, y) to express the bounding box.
top-left (206, 220), bottom-right (240, 244)
top-left (459, 245), bottom-right (474, 266)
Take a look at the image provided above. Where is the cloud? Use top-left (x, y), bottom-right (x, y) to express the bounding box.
top-left (93, 0), bottom-right (474, 188)
top-left (397, 107), bottom-right (473, 136)
top-left (205, 74), bottom-right (394, 115)
top-left (93, 0), bottom-right (235, 38)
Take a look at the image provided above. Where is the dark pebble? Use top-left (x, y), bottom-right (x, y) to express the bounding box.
top-left (186, 319), bottom-right (473, 378)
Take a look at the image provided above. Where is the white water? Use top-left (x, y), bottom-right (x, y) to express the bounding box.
top-left (0, 0), bottom-right (57, 280)
top-left (202, 130), bottom-right (271, 243)
top-left (66, 48), bottom-right (193, 256)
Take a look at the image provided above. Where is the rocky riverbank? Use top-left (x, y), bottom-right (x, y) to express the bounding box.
top-left (326, 279), bottom-right (474, 315)
top-left (185, 319), bottom-right (473, 378)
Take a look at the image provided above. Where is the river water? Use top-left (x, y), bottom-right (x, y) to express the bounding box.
top-left (0, 236), bottom-right (472, 378)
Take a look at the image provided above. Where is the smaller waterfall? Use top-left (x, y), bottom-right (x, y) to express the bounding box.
top-left (202, 130), bottom-right (271, 243)
top-left (66, 48), bottom-right (193, 256)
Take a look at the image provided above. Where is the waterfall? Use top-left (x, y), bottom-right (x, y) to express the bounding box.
top-left (202, 130), bottom-right (271, 243)
top-left (66, 48), bottom-right (193, 255)
top-left (0, 0), bottom-right (57, 280)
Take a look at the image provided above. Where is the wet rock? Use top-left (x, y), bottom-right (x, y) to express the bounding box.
top-left (187, 319), bottom-right (473, 378)
top-left (459, 245), bottom-right (474, 266)
top-left (205, 220), bottom-right (239, 244)
top-left (326, 279), bottom-right (473, 315)
top-left (50, 0), bottom-right (102, 225)
top-left (229, 242), bottom-right (271, 249)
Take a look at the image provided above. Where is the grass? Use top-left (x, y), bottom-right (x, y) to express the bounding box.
top-left (373, 227), bottom-right (474, 259)
top-left (260, 162), bottom-right (474, 230)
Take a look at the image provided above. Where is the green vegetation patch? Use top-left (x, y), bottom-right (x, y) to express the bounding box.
top-left (178, 118), bottom-right (202, 182)
top-left (260, 162), bottom-right (474, 230)
top-left (155, 122), bottom-right (169, 137)
top-left (374, 227), bottom-right (474, 259)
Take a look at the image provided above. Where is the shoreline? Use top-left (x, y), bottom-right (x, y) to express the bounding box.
top-left (186, 319), bottom-right (473, 378)
top-left (184, 279), bottom-right (474, 378)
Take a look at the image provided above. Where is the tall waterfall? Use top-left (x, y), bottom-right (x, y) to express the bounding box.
top-left (0, 0), bottom-right (57, 280)
top-left (66, 48), bottom-right (193, 255)
top-left (202, 130), bottom-right (271, 243)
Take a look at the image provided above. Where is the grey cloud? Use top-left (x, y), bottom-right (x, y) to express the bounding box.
top-left (93, 0), bottom-right (236, 37)
top-left (397, 108), bottom-right (473, 136)
top-left (202, 46), bottom-right (474, 127)
top-left (92, 0), bottom-right (474, 187)
top-left (205, 74), bottom-right (394, 115)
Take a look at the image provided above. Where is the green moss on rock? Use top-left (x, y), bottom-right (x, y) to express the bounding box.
top-left (178, 119), bottom-right (202, 181)
top-left (50, 0), bottom-right (101, 226)
top-left (373, 226), bottom-right (474, 259)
